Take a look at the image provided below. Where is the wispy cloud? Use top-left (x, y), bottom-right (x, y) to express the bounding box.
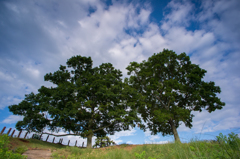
top-left (0, 0), bottom-right (239, 144)
top-left (2, 115), bottom-right (23, 124)
top-left (144, 129), bottom-right (161, 142)
top-left (108, 128), bottom-right (137, 144)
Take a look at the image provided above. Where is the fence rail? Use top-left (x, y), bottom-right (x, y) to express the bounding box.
top-left (0, 126), bottom-right (85, 147)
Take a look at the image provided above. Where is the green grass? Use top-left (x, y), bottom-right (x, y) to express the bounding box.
top-left (8, 137), bottom-right (67, 150)
top-left (50, 132), bottom-right (240, 159)
top-left (3, 132), bottom-right (240, 159)
top-left (51, 140), bottom-right (240, 159)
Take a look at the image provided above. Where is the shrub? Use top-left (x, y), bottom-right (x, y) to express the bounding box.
top-left (14, 145), bottom-right (28, 154)
top-left (32, 134), bottom-right (41, 140)
top-left (0, 134), bottom-right (27, 159)
top-left (215, 132), bottom-right (240, 158)
top-left (134, 151), bottom-right (156, 159)
top-left (93, 136), bottom-right (116, 148)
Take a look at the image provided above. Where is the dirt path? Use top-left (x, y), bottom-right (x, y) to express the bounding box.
top-left (22, 149), bottom-right (53, 159)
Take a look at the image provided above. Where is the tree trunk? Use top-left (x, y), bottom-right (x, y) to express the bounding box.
top-left (169, 119), bottom-right (181, 143)
top-left (87, 134), bottom-right (93, 148)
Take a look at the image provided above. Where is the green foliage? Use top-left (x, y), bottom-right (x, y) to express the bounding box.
top-left (14, 145), bottom-right (28, 154)
top-left (134, 151), bottom-right (157, 159)
top-left (119, 143), bottom-right (128, 148)
top-left (0, 134), bottom-right (27, 159)
top-left (32, 134), bottom-right (41, 140)
top-left (93, 136), bottom-right (115, 148)
top-left (135, 151), bottom-right (146, 159)
top-left (215, 132), bottom-right (240, 158)
top-left (126, 49), bottom-right (225, 142)
top-left (184, 132), bottom-right (240, 159)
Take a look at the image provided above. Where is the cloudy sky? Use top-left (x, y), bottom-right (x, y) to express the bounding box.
top-left (0, 0), bottom-right (240, 146)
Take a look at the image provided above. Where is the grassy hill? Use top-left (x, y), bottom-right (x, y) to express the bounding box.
top-left (8, 137), bottom-right (67, 151)
top-left (2, 132), bottom-right (240, 159)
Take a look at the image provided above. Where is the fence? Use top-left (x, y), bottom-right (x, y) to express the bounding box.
top-left (0, 126), bottom-right (85, 147)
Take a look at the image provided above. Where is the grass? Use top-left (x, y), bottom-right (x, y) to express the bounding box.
top-left (50, 140), bottom-right (240, 159)
top-left (3, 132), bottom-right (240, 159)
top-left (7, 137), bottom-right (67, 152)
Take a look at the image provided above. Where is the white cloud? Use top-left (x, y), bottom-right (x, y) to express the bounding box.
top-left (2, 115), bottom-right (23, 124)
top-left (108, 128), bottom-right (136, 144)
top-left (0, 96), bottom-right (23, 110)
top-left (163, 0), bottom-right (193, 27)
top-left (144, 129), bottom-right (161, 142)
top-left (178, 103), bottom-right (240, 134)
top-left (198, 0), bottom-right (240, 48)
top-left (126, 140), bottom-right (133, 144)
top-left (0, 0), bottom-right (239, 144)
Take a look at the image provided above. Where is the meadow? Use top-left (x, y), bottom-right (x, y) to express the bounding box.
top-left (1, 132), bottom-right (240, 159)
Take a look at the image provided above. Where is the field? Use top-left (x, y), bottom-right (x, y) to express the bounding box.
top-left (1, 132), bottom-right (240, 159)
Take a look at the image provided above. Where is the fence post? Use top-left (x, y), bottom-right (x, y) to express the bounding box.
top-left (10, 130), bottom-right (15, 137)
top-left (68, 140), bottom-right (70, 146)
top-left (75, 140), bottom-right (77, 146)
top-left (52, 137), bottom-right (55, 143)
top-left (46, 135), bottom-right (49, 142)
top-left (7, 128), bottom-right (12, 135)
top-left (40, 133), bottom-right (43, 140)
top-left (82, 142), bottom-right (84, 147)
top-left (24, 132), bottom-right (28, 139)
top-left (1, 127), bottom-right (6, 134)
top-left (18, 130), bottom-right (22, 138)
top-left (32, 134), bottom-right (35, 138)
top-left (61, 138), bottom-right (63, 144)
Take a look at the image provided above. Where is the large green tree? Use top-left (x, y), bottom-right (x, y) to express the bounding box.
top-left (9, 55), bottom-right (140, 148)
top-left (126, 49), bottom-right (225, 142)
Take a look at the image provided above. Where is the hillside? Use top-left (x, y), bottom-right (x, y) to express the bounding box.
top-left (2, 132), bottom-right (239, 159)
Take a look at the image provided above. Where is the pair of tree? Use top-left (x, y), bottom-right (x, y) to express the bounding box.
top-left (9, 49), bottom-right (225, 148)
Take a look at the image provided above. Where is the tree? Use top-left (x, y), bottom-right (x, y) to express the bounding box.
top-left (93, 136), bottom-right (116, 148)
top-left (126, 49), bottom-right (225, 142)
top-left (9, 55), bottom-right (140, 148)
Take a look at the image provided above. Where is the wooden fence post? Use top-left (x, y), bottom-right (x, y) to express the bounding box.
top-left (46, 135), bottom-right (49, 142)
top-left (10, 130), bottom-right (15, 137)
top-left (7, 128), bottom-right (12, 135)
top-left (82, 142), bottom-right (84, 147)
top-left (32, 134), bottom-right (35, 138)
top-left (52, 137), bottom-right (55, 143)
top-left (75, 140), bottom-right (77, 146)
top-left (24, 132), bottom-right (28, 139)
top-left (1, 127), bottom-right (6, 134)
top-left (68, 140), bottom-right (70, 146)
top-left (18, 130), bottom-right (22, 138)
top-left (61, 138), bottom-right (63, 144)
top-left (40, 133), bottom-right (43, 140)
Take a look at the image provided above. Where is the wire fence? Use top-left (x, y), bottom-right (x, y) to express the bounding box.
top-left (0, 126), bottom-right (86, 148)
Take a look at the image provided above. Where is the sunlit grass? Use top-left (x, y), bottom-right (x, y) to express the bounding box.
top-left (4, 132), bottom-right (240, 159)
top-left (51, 132), bottom-right (240, 159)
top-left (8, 137), bottom-right (66, 151)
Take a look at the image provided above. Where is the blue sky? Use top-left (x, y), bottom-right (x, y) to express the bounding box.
top-left (0, 0), bottom-right (240, 146)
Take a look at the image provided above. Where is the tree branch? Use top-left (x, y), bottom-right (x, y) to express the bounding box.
top-left (39, 132), bottom-right (80, 137)
top-left (152, 91), bottom-right (168, 110)
top-left (92, 121), bottom-right (115, 133)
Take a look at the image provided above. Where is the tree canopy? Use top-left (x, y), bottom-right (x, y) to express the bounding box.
top-left (126, 49), bottom-right (225, 142)
top-left (9, 55), bottom-right (140, 148)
